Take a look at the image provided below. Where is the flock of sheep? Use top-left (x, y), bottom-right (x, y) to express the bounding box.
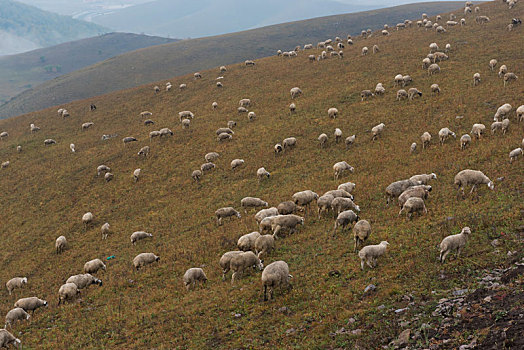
top-left (0, 1), bottom-right (522, 347)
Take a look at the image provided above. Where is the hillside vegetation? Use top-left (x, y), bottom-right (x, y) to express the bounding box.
top-left (0, 0), bottom-right (107, 55)
top-left (0, 1), bottom-right (523, 348)
top-left (0, 1), bottom-right (465, 119)
top-left (0, 33), bottom-right (177, 105)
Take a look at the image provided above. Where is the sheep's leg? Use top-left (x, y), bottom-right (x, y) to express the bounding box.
top-left (354, 238), bottom-right (358, 252)
top-left (456, 247), bottom-right (462, 259)
top-left (366, 258), bottom-right (374, 269)
top-left (222, 268), bottom-right (229, 282)
top-left (398, 208), bottom-right (403, 217)
top-left (332, 222), bottom-right (338, 237)
top-left (360, 259), bottom-right (365, 270)
top-left (469, 184), bottom-right (477, 194)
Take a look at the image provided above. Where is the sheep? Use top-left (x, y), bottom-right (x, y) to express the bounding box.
top-left (201, 162), bottom-right (215, 173)
top-left (220, 251), bottom-right (243, 281)
top-left (337, 183), bottom-right (355, 195)
top-left (332, 197), bottom-right (360, 217)
top-left (361, 47), bottom-right (368, 55)
top-left (282, 137), bottom-right (297, 150)
top-left (317, 194), bottom-right (335, 218)
top-left (410, 142), bottom-right (417, 153)
top-left (159, 128), bottom-right (173, 138)
top-left (66, 274), bottom-right (102, 290)
top-left (274, 143), bottom-right (283, 154)
top-left (30, 123), bottom-right (40, 133)
top-left (14, 297), bottom-right (47, 314)
top-left (271, 214), bottom-right (304, 239)
top-left (438, 128), bottom-right (456, 145)
top-left (289, 103), bottom-right (296, 113)
top-left (498, 65), bottom-right (508, 78)
top-left (5, 277), bottom-right (27, 295)
top-left (16, 145), bottom-right (21, 152)
top-left (422, 58), bottom-right (432, 69)
top-left (445, 43), bottom-right (451, 51)
top-left (215, 207), bottom-right (241, 225)
top-left (494, 103), bottom-right (512, 121)
top-left (353, 220), bottom-right (371, 252)
top-left (473, 72), bottom-right (481, 86)
top-left (460, 134), bottom-right (471, 150)
top-left (149, 130), bottom-right (161, 141)
top-left (130, 231), bottom-right (153, 245)
top-left (179, 83), bottom-right (187, 90)
top-left (4, 308), bottom-right (30, 329)
top-left (183, 268), bottom-right (207, 290)
top-left (332, 129), bottom-right (342, 144)
top-left (509, 148), bottom-right (523, 163)
top-left (215, 128), bottom-right (234, 136)
top-left (360, 90), bottom-right (374, 101)
top-left (277, 201), bottom-right (296, 215)
top-left (193, 72), bottom-right (202, 79)
top-left (84, 259), bottom-right (106, 274)
top-left (81, 122), bottom-right (94, 131)
top-left (137, 146), bottom-right (150, 158)
top-left (318, 133), bottom-right (328, 148)
top-left (58, 283), bottom-right (80, 305)
top-left (181, 119), bottom-right (191, 129)
top-left (371, 123), bottom-right (385, 140)
top-left (44, 139), bottom-right (56, 145)
top-left (476, 15), bottom-right (490, 24)
top-left (133, 168), bottom-right (141, 182)
top-left (292, 190), bottom-right (318, 211)
top-left (247, 112), bottom-right (257, 122)
top-left (104, 172), bottom-right (114, 182)
top-left (154, 86), bottom-right (160, 92)
top-left (372, 44), bottom-right (379, 54)
top-left (408, 88), bottom-right (422, 100)
top-left (471, 124), bottom-right (486, 139)
top-left (375, 83), bottom-right (385, 95)
top-left (241, 197), bottom-right (268, 213)
top-left (454, 169), bottom-right (494, 197)
top-left (394, 74), bottom-right (404, 86)
top-left (327, 107), bottom-right (339, 119)
top-left (410, 173), bottom-right (437, 185)
top-left (262, 260), bottom-right (292, 301)
top-left (227, 120), bottom-right (237, 129)
top-left (345, 135), bottom-right (356, 149)
top-left (491, 121), bottom-right (503, 134)
top-left (230, 251), bottom-right (264, 284)
top-left (82, 212), bottom-right (93, 229)
top-left (231, 159), bottom-right (245, 170)
top-left (254, 208), bottom-right (278, 225)
top-left (439, 227), bottom-right (471, 262)
top-left (403, 75), bottom-right (413, 86)
top-left (257, 167), bottom-right (270, 182)
top-left (333, 210), bottom-right (359, 236)
top-left (101, 223), bottom-right (110, 240)
top-left (489, 59), bottom-right (498, 72)
top-left (396, 89), bottom-right (408, 101)
top-left (0, 329), bottom-right (21, 348)
top-left (1, 161), bottom-right (9, 169)
top-left (503, 72), bottom-right (518, 87)
top-left (220, 65), bottom-right (227, 72)
top-left (517, 105), bottom-right (524, 122)
top-left (398, 185), bottom-right (432, 207)
top-left (324, 189), bottom-right (353, 200)
top-left (290, 87), bottom-right (302, 99)
top-left (191, 170), bottom-right (202, 182)
top-left (179, 111), bottom-right (194, 121)
top-left (431, 83), bottom-right (440, 94)
top-left (386, 179), bottom-right (422, 205)
top-left (428, 64), bottom-right (441, 75)
top-left (421, 132), bottom-right (432, 149)
top-left (333, 161), bottom-right (354, 180)
top-left (398, 197), bottom-right (427, 218)
top-left (133, 253), bottom-right (160, 271)
top-left (55, 236), bottom-right (67, 254)
top-left (255, 234), bottom-right (275, 259)
top-left (358, 241), bottom-right (389, 270)
top-left (245, 60), bottom-right (256, 66)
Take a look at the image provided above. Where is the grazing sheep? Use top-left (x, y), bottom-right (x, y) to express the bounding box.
top-left (84, 259), bottom-right (106, 274)
top-left (410, 142), bottom-right (417, 153)
top-left (262, 261), bottom-right (292, 301)
top-left (104, 172), bottom-right (114, 182)
top-left (5, 308), bottom-right (30, 329)
top-left (5, 277), bottom-right (27, 296)
top-left (516, 105), bottom-right (524, 122)
top-left (133, 168), bottom-right (141, 182)
top-left (241, 197), bottom-right (268, 213)
top-left (0, 329), bottom-right (21, 348)
top-left (375, 83), bottom-right (385, 95)
top-left (149, 130), bottom-right (161, 141)
top-left (498, 65), bottom-right (508, 78)
top-left (372, 45), bottom-right (379, 54)
top-left (255, 235), bottom-right (275, 259)
top-left (231, 159), bottom-right (245, 170)
top-left (470, 124), bottom-right (486, 139)
top-left (395, 74), bottom-right (404, 86)
top-left (398, 197), bottom-right (427, 218)
top-left (44, 139), bottom-right (56, 145)
top-left (215, 207), bottom-right (241, 225)
top-left (334, 129), bottom-right (342, 143)
top-left (489, 59), bottom-right (498, 71)
top-left (491, 121), bottom-right (503, 134)
top-left (503, 72), bottom-right (518, 87)
top-left (220, 251), bottom-right (243, 281)
top-left (431, 83), bottom-right (440, 94)
top-left (82, 212), bottom-right (93, 229)
top-left (318, 133), bottom-right (328, 148)
top-left (271, 215), bottom-right (304, 239)
top-left (509, 148), bottom-right (523, 163)
top-left (338, 182), bottom-right (356, 194)
top-left (502, 119), bottom-right (511, 134)
top-left (215, 127), bottom-right (234, 136)
top-left (324, 189), bottom-right (353, 200)
top-left (58, 283), bottom-right (81, 305)
top-left (408, 88), bottom-right (422, 100)
top-left (333, 161), bottom-right (354, 180)
top-left (137, 146), bottom-right (150, 157)
top-left (358, 241), bottom-right (389, 270)
top-left (328, 108), bottom-right (339, 119)
top-left (133, 253), bottom-right (160, 271)
top-left (1, 161), bottom-right (9, 169)
top-left (439, 227), bottom-right (471, 262)
top-left (403, 75), bottom-right (413, 86)
top-left (476, 15), bottom-right (490, 24)
top-left (227, 121), bottom-right (237, 129)
top-left (428, 64), bottom-right (441, 75)
top-left (454, 169), bottom-right (494, 197)
top-left (16, 145), bottom-right (21, 152)
top-left (386, 179), bottom-right (422, 205)
top-left (277, 201), bottom-right (296, 215)
top-left (473, 72), bottom-right (481, 86)
top-left (333, 210), bottom-right (359, 236)
top-left (245, 60), bottom-right (256, 66)
top-left (14, 297), bottom-right (47, 314)
top-left (371, 123), bottom-right (385, 140)
top-left (274, 143), bottom-right (283, 154)
top-left (282, 137), bottom-right (297, 150)
top-left (257, 167), bottom-right (270, 182)
top-left (178, 111), bottom-right (194, 121)
top-left (292, 190), bottom-right (318, 211)
top-left (191, 170), bottom-right (202, 182)
top-left (201, 162), bottom-right (215, 173)
top-left (289, 103), bottom-right (296, 113)
top-left (159, 128), bottom-right (173, 137)
top-left (410, 173), bottom-right (437, 185)
top-left (353, 220), bottom-right (371, 252)
top-left (317, 194), bottom-right (335, 218)
top-left (55, 236), bottom-right (67, 254)
top-left (361, 47), bottom-right (368, 55)
top-left (183, 268), bottom-right (207, 290)
top-left (290, 87), bottom-right (302, 99)
top-left (331, 197), bottom-right (360, 217)
top-left (181, 119), bottom-right (191, 129)
top-left (421, 132), bottom-right (432, 149)
top-left (255, 208), bottom-right (278, 224)
top-left (204, 152), bottom-right (219, 163)
top-left (398, 185), bottom-right (432, 207)
top-left (460, 134), bottom-right (471, 150)
top-left (494, 103), bottom-right (512, 121)
top-left (438, 128), bottom-right (456, 145)
top-left (101, 223), bottom-right (110, 240)
top-left (422, 58), bottom-right (432, 69)
top-left (230, 251), bottom-right (264, 284)
top-left (130, 231), bottom-right (153, 245)
top-left (154, 86), bottom-right (160, 92)
top-left (66, 274), bottom-right (102, 290)
top-left (30, 123), bottom-right (40, 133)
top-left (396, 89), bottom-right (408, 101)
top-left (345, 135), bottom-right (356, 149)
top-left (361, 90), bottom-right (374, 101)
top-left (81, 122), bottom-right (94, 130)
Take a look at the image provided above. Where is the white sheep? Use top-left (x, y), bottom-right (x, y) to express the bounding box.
top-left (241, 197), bottom-right (268, 213)
top-left (494, 103), bottom-right (512, 121)
top-left (498, 64), bottom-right (508, 78)
top-left (358, 241), bottom-right (389, 270)
top-left (262, 261), bottom-right (292, 301)
top-left (454, 169), bottom-right (494, 197)
top-left (428, 63), bottom-right (441, 75)
top-left (220, 251), bottom-right (242, 281)
top-left (231, 159), bottom-right (245, 170)
top-left (509, 148), bottom-right (522, 163)
top-left (290, 87), bottom-right (302, 99)
top-left (317, 194), bottom-right (334, 218)
top-left (271, 215), bottom-right (304, 239)
top-left (254, 208), bottom-right (278, 224)
top-left (473, 73), bottom-right (481, 86)
top-left (14, 297), bottom-right (48, 313)
top-left (398, 197), bottom-right (427, 218)
top-left (255, 234), bottom-right (275, 259)
top-left (182, 119), bottom-right (191, 129)
top-left (470, 124), bottom-right (486, 139)
top-left (44, 139), bottom-right (56, 145)
top-left (331, 197), bottom-right (360, 216)
top-left (282, 137), bottom-right (297, 150)
top-left (361, 90), bottom-right (374, 101)
top-left (101, 223), bottom-right (110, 240)
top-left (371, 123), bottom-right (385, 140)
top-left (257, 167), bottom-right (270, 182)
top-left (408, 88), bottom-right (422, 100)
top-left (5, 277), bottom-right (27, 295)
top-left (328, 108), bottom-right (338, 119)
top-left (410, 142), bottom-right (417, 153)
top-left (58, 283), bottom-right (80, 305)
top-left (248, 111), bottom-right (257, 121)
top-left (215, 207), bottom-right (241, 225)
top-left (431, 83), bottom-right (440, 94)
top-left (318, 133), bottom-right (328, 148)
top-left (292, 190), bottom-right (318, 211)
top-left (361, 47), bottom-right (368, 55)
top-left (289, 103), bottom-right (296, 113)
top-left (4, 308), bottom-right (30, 329)
top-left (489, 59), bottom-right (498, 72)
top-left (338, 182), bottom-right (356, 194)
top-left (230, 251), bottom-right (263, 284)
top-left (81, 122), bottom-right (94, 130)
top-left (503, 72), bottom-right (518, 87)
top-left (439, 227), bottom-right (471, 262)
top-left (438, 127), bottom-right (456, 145)
top-left (353, 220), bottom-right (371, 252)
top-left (130, 231), bottom-right (153, 245)
top-left (201, 162), bottom-right (215, 173)
top-left (133, 168), bottom-right (141, 182)
top-left (277, 201), bottom-right (296, 215)
top-left (396, 89), bottom-right (408, 100)
top-left (460, 134), bottom-right (471, 150)
top-left (333, 161), bottom-right (354, 180)
top-left (66, 274), bottom-right (102, 289)
top-left (333, 210), bottom-right (359, 236)
top-left (228, 121), bottom-right (237, 129)
top-left (345, 135), bottom-right (356, 149)
top-left (516, 105), bottom-right (524, 122)
top-left (183, 268), bottom-right (207, 290)
top-left (133, 253), bottom-right (160, 270)
top-left (104, 172), bottom-right (114, 182)
top-left (84, 259), bottom-right (106, 274)
top-left (1, 161), bottom-right (9, 169)
top-left (55, 236), bottom-right (67, 254)
top-left (334, 129), bottom-right (342, 143)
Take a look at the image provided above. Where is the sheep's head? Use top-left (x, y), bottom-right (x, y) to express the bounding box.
top-left (380, 241), bottom-right (390, 247)
top-left (155, 256), bottom-right (160, 262)
top-left (462, 227), bottom-right (471, 235)
top-left (256, 260), bottom-right (264, 271)
top-left (487, 181), bottom-right (494, 190)
top-left (22, 277), bottom-right (27, 284)
top-left (236, 212), bottom-right (242, 219)
top-left (95, 279), bottom-right (103, 286)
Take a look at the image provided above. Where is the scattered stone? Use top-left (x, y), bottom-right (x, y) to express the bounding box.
top-left (351, 329), bottom-right (362, 335)
top-left (452, 289), bottom-right (469, 296)
top-left (278, 306), bottom-right (292, 315)
top-left (491, 239), bottom-right (501, 247)
top-left (364, 284), bottom-right (376, 294)
top-left (377, 304), bottom-right (386, 310)
top-left (347, 317), bottom-right (356, 325)
top-left (286, 328), bottom-right (296, 335)
top-left (395, 308), bottom-right (408, 314)
top-left (394, 329), bottom-right (411, 347)
top-left (483, 296), bottom-right (492, 303)
top-left (329, 270), bottom-right (341, 277)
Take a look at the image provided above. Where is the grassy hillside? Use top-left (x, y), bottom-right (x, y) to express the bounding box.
top-left (0, 33), bottom-right (177, 105)
top-left (0, 1), bottom-right (522, 348)
top-left (0, 1), bottom-right (465, 119)
top-left (0, 0), bottom-right (107, 55)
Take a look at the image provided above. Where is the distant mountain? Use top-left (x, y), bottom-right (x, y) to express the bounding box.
top-left (91, 0), bottom-right (373, 38)
top-left (0, 33), bottom-right (177, 105)
top-left (0, 0), bottom-right (108, 55)
top-left (0, 1), bottom-right (465, 119)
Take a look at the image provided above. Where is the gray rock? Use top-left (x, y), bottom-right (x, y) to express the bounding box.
top-left (364, 284), bottom-right (376, 294)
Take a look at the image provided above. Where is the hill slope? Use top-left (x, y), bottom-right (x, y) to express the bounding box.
top-left (0, 1), bottom-right (522, 348)
top-left (0, 1), bottom-right (465, 119)
top-left (0, 0), bottom-right (107, 55)
top-left (0, 33), bottom-right (177, 105)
